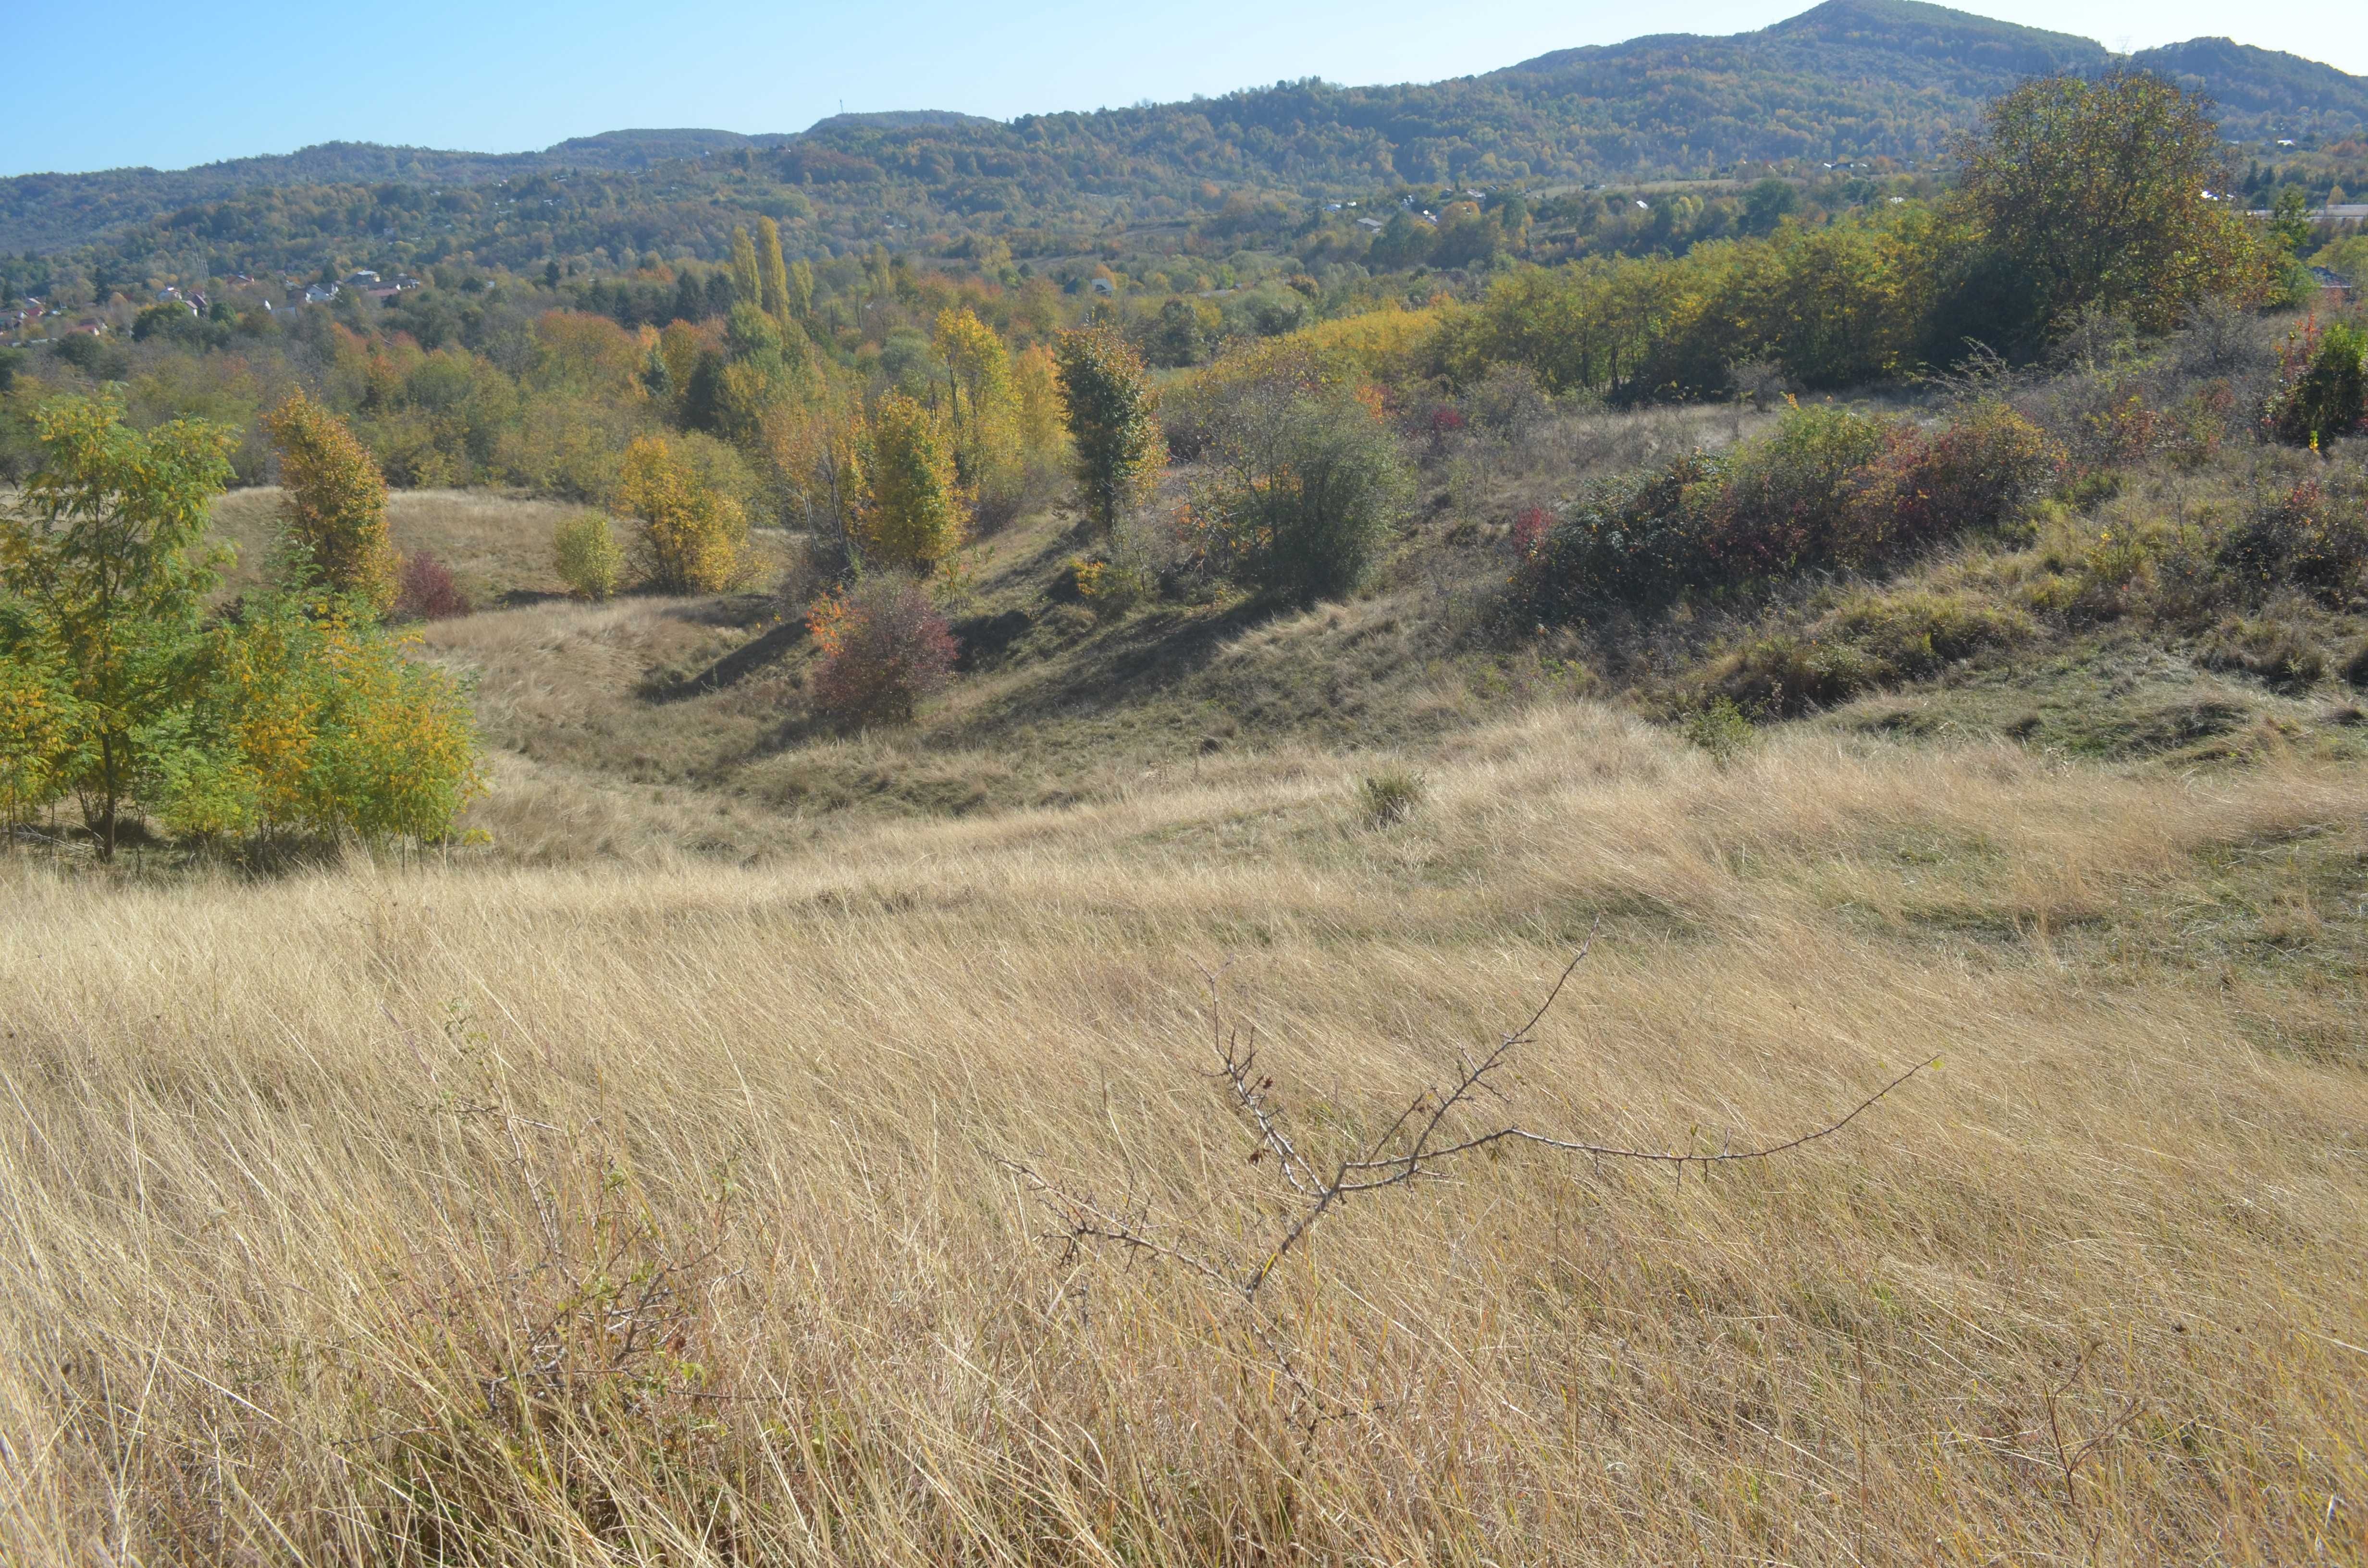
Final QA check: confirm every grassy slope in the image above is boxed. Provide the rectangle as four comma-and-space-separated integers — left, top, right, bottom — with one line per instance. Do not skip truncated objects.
4, 706, 2364, 1562
12, 331, 2365, 1558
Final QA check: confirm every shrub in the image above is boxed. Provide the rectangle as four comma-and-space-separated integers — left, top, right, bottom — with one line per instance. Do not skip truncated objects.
1519, 404, 2060, 620
552, 512, 623, 601
2265, 318, 2368, 448
1062, 556, 1151, 617
261, 391, 399, 616
1897, 402, 2061, 548
2343, 640, 2368, 690
2199, 618, 2326, 693
2217, 479, 2368, 606
1358, 768, 1425, 827
1191, 390, 1409, 607
160, 589, 486, 843
617, 434, 747, 593
1712, 405, 1905, 577
1700, 592, 2034, 716
805, 576, 959, 730
1681, 698, 1756, 762
394, 551, 470, 621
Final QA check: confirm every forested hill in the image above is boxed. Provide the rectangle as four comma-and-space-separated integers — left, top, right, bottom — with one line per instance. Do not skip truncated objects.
5, 0, 2364, 273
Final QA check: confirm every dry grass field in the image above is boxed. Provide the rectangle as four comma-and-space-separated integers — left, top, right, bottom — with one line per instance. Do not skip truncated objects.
6, 704, 2366, 1564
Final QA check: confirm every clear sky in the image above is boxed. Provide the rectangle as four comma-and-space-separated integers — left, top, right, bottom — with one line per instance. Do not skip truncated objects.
3, 0, 2363, 178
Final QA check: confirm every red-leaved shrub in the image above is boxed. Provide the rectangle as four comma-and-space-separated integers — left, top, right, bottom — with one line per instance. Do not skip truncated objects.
805, 576, 959, 730
395, 551, 470, 620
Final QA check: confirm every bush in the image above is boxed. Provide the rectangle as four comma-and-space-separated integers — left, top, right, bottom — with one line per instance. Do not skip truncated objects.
394, 552, 470, 621
262, 391, 399, 616
1188, 389, 1409, 607
2343, 640, 2368, 690
2265, 318, 2368, 448
1519, 404, 2060, 619
805, 577, 959, 730
2199, 618, 2326, 693
1700, 592, 2034, 716
618, 435, 747, 593
552, 512, 624, 601
159, 588, 485, 844
1357, 768, 1425, 827
2217, 479, 2368, 606
1681, 698, 1756, 762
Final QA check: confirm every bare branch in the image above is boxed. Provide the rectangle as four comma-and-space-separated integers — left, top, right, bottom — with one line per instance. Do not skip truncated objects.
999, 931, 1935, 1421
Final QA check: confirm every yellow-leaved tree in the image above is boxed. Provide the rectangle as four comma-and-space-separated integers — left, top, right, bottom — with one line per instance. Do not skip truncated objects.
861, 393, 964, 571
933, 307, 1024, 527
617, 435, 747, 593
261, 391, 399, 615
730, 226, 763, 311
757, 218, 793, 322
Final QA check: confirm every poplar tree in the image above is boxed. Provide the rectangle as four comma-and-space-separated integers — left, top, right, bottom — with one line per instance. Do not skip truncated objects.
788, 257, 816, 321
933, 308, 1020, 503
757, 218, 792, 321
729, 226, 763, 310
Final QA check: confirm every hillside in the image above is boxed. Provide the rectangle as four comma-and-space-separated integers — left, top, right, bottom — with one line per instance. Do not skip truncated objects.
4, 0, 2362, 277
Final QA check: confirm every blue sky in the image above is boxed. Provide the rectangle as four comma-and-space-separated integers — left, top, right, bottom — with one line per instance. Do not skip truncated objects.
3, 0, 2362, 177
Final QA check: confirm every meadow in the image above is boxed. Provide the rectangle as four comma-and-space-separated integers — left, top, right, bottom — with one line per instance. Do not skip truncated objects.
5, 698, 2365, 1564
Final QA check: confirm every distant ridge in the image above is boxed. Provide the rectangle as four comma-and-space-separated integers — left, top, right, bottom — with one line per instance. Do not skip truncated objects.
3, 0, 2362, 260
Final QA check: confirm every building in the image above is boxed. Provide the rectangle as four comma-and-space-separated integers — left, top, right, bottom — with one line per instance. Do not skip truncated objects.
2311, 266, 2355, 299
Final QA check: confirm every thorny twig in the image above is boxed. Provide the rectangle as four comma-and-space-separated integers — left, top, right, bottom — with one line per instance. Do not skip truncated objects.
999, 926, 1937, 1419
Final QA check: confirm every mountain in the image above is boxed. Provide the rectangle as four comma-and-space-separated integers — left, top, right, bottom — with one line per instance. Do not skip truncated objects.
2128, 37, 2368, 137
3, 0, 2362, 273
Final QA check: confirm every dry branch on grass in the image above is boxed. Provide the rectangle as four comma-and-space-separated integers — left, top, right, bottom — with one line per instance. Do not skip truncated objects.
1003, 927, 1936, 1421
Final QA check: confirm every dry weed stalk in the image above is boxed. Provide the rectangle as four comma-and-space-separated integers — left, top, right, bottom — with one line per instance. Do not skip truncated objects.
1003, 927, 1935, 1421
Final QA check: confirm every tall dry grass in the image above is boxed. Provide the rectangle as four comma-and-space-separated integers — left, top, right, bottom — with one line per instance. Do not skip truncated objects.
4, 705, 2365, 1564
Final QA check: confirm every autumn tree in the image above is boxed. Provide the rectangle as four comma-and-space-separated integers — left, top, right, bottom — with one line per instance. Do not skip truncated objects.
1942, 72, 2265, 349
862, 393, 964, 571
788, 257, 816, 322
934, 307, 1024, 524
262, 391, 399, 615
757, 218, 792, 321
617, 435, 747, 593
1054, 326, 1162, 534
730, 225, 763, 310
0, 398, 233, 857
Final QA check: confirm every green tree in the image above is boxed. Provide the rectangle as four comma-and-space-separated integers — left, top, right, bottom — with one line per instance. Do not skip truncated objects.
862, 393, 964, 570
1198, 391, 1407, 608
2269, 186, 2315, 256
1943, 72, 2264, 348
788, 257, 816, 322
1054, 327, 1162, 535
261, 391, 399, 615
0, 396, 234, 858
